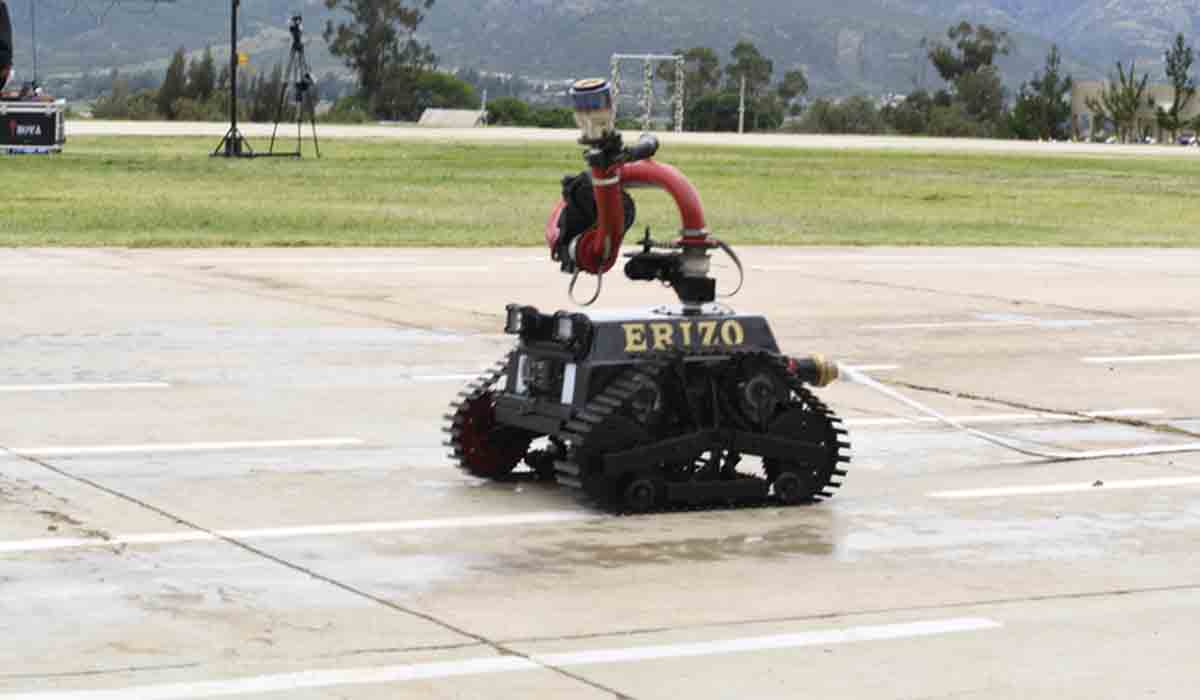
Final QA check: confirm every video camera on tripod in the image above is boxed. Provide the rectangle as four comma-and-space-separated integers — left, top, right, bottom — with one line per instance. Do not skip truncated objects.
288, 14, 304, 51
286, 15, 314, 104
268, 13, 320, 157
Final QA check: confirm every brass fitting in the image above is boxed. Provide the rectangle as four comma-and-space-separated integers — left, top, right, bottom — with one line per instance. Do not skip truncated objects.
788, 354, 840, 388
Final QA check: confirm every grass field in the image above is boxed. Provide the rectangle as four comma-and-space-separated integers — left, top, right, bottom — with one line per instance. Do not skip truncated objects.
3, 136, 1200, 246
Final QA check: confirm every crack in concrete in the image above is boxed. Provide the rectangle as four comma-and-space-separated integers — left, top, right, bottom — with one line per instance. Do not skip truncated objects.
495, 580, 1200, 648
0, 662, 203, 681
2, 444, 633, 700
887, 378, 1200, 442
792, 271, 1143, 320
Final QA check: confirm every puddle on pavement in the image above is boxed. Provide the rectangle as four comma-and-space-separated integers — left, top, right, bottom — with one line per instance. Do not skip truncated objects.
483, 510, 843, 574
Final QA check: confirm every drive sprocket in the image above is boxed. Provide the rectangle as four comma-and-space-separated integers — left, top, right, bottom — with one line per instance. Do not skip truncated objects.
444, 353, 534, 479
762, 365, 850, 504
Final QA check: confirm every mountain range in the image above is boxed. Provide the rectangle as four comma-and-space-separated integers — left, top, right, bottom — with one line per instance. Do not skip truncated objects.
3, 0, 1195, 96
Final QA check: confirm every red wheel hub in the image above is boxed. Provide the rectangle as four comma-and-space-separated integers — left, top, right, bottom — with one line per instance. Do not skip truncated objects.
453, 390, 529, 478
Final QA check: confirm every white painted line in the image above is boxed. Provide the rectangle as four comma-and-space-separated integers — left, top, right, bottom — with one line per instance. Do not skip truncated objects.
542, 617, 1002, 666
0, 511, 596, 555
1083, 353, 1200, 364
9, 438, 364, 458
0, 617, 1001, 699
866, 318, 1134, 331
407, 265, 491, 273
0, 382, 171, 393
847, 408, 1162, 428
930, 476, 1200, 500
181, 257, 420, 264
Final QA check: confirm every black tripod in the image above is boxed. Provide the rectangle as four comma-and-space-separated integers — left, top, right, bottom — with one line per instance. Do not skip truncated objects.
268, 15, 320, 158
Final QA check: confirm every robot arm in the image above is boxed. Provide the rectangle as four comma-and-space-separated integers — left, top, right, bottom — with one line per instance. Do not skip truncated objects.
0, 1, 13, 92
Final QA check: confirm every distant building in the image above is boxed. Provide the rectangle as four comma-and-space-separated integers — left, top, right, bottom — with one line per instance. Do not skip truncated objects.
1072, 80, 1200, 142
418, 108, 486, 128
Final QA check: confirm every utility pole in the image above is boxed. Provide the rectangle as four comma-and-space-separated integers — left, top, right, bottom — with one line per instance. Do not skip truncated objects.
738, 75, 746, 134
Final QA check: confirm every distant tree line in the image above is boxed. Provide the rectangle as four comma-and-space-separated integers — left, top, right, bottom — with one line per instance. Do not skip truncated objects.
89, 0, 480, 123
79, 5, 1200, 142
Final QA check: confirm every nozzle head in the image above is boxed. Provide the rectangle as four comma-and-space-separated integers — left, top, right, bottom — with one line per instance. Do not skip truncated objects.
569, 78, 615, 143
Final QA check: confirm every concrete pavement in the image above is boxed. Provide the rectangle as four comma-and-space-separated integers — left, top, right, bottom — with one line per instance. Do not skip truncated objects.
2, 247, 1200, 698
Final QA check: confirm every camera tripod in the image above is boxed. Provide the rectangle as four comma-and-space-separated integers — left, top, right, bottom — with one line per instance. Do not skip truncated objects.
267, 15, 320, 158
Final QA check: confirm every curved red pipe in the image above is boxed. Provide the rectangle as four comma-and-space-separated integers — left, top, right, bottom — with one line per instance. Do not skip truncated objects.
621, 160, 707, 235
548, 157, 711, 274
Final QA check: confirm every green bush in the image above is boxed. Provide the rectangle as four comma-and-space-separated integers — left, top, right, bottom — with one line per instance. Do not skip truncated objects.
325, 96, 373, 124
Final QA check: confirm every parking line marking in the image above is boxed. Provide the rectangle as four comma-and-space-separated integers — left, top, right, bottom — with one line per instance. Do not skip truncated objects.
0, 511, 597, 555
0, 618, 1001, 699
1083, 353, 1200, 364
866, 319, 1113, 330
847, 408, 1162, 428
181, 257, 421, 264
7, 438, 364, 458
0, 382, 171, 393
930, 476, 1200, 499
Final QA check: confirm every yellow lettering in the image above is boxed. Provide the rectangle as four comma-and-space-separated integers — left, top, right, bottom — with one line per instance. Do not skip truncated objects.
699, 321, 718, 346
650, 323, 675, 351
623, 323, 648, 352
678, 321, 694, 346
720, 320, 746, 346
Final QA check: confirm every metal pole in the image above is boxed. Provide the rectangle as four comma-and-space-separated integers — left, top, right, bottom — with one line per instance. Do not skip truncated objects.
610, 55, 620, 123
29, 0, 37, 84
641, 60, 653, 131
230, 0, 238, 146
738, 75, 746, 134
674, 57, 684, 133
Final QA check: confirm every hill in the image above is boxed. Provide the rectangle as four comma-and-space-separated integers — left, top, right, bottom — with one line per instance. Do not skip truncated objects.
4, 0, 1191, 97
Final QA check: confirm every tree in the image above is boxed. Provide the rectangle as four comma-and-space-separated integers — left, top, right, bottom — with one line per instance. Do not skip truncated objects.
157, 48, 187, 119
324, 0, 437, 113
686, 92, 742, 131
777, 68, 809, 106
186, 47, 217, 102
657, 47, 722, 102
955, 66, 1005, 124
486, 96, 530, 126
928, 22, 1011, 84
725, 41, 773, 98
793, 96, 883, 135
247, 63, 286, 122
925, 22, 1011, 135
882, 90, 933, 134
377, 69, 476, 120
1009, 45, 1073, 140
1158, 33, 1196, 142
1086, 60, 1150, 143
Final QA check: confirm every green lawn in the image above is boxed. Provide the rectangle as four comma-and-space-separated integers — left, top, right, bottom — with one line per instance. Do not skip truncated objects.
3, 136, 1200, 246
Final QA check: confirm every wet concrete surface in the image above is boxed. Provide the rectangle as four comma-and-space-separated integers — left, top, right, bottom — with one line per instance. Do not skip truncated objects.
2, 247, 1200, 698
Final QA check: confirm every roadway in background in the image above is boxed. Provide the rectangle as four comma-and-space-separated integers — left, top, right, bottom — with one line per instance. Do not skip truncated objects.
68, 119, 1200, 157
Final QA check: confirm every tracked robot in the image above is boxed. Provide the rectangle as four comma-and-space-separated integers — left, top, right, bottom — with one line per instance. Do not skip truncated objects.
446, 78, 850, 513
